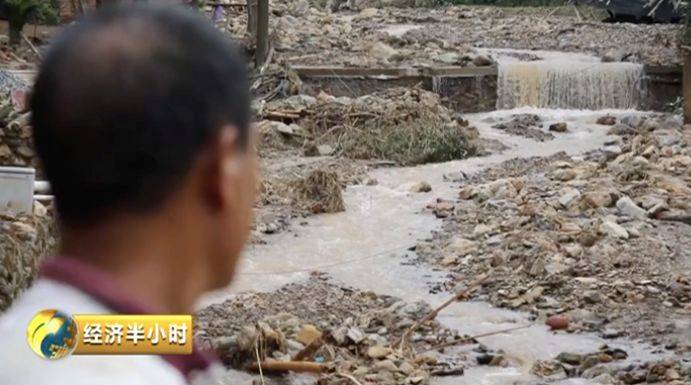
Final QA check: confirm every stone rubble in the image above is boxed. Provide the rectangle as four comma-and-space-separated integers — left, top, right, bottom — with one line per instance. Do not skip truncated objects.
415, 112, 691, 382
0, 90, 39, 171
213, 3, 680, 68
196, 275, 468, 385
491, 114, 555, 142
0, 202, 56, 311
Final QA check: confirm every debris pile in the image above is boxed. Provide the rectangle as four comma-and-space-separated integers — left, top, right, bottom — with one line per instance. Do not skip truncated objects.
416, 113, 691, 354
384, 6, 679, 67
0, 90, 38, 170
290, 169, 346, 214
491, 113, 555, 142
255, 151, 367, 236
215, 3, 677, 68
218, 1, 492, 68
0, 202, 56, 311
263, 87, 478, 165
196, 275, 467, 384
533, 347, 690, 384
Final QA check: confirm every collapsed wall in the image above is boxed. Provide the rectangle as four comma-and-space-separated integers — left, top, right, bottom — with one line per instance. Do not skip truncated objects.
0, 70, 54, 312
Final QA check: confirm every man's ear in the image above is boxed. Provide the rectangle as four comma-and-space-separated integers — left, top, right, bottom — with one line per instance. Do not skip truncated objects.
204, 126, 240, 211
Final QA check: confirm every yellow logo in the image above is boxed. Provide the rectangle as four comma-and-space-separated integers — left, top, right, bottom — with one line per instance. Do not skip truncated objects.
27, 309, 78, 360
28, 311, 193, 358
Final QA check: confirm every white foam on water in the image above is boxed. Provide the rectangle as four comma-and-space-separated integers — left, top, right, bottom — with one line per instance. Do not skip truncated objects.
497, 60, 645, 110
476, 48, 646, 110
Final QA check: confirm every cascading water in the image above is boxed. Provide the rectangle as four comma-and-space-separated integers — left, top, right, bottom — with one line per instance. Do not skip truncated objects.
496, 58, 645, 110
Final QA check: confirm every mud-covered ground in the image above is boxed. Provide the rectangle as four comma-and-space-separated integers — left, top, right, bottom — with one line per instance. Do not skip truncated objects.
217, 1, 681, 68
409, 113, 690, 383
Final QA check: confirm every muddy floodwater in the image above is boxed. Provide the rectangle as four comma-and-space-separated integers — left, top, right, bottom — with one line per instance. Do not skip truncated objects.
201, 107, 672, 385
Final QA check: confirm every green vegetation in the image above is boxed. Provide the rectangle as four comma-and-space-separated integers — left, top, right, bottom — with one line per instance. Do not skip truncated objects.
337, 120, 476, 166
3, 0, 58, 46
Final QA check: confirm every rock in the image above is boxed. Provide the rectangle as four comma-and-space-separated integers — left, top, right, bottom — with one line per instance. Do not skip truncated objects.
296, 324, 322, 345
580, 355, 600, 370
346, 327, 365, 344
367, 345, 392, 359
433, 201, 455, 218
549, 122, 568, 132
472, 224, 492, 238
411, 181, 432, 193
559, 188, 581, 208
631, 156, 648, 168
603, 145, 622, 156
600, 220, 629, 239
399, 361, 415, 375
489, 252, 505, 267
592, 373, 617, 384
458, 186, 475, 200
620, 114, 643, 128
358, 7, 378, 17
546, 315, 569, 330
317, 144, 334, 156
601, 328, 621, 339
472, 54, 493, 66
476, 353, 494, 365
447, 237, 478, 256
578, 231, 599, 247
435, 52, 461, 64
608, 124, 635, 136
620, 369, 647, 384
210, 336, 235, 352
563, 243, 583, 258
583, 190, 614, 208
374, 359, 399, 372
368, 42, 398, 61
551, 168, 577, 181
601, 48, 628, 62
582, 290, 601, 304
597, 116, 617, 125
616, 196, 647, 219
440, 255, 458, 266
556, 352, 583, 365
664, 368, 681, 381
531, 360, 567, 380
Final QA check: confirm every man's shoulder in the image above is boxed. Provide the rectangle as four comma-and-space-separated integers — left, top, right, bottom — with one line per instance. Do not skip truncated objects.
0, 278, 187, 385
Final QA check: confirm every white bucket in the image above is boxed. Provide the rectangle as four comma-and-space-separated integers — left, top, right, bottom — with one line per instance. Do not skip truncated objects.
0, 166, 35, 214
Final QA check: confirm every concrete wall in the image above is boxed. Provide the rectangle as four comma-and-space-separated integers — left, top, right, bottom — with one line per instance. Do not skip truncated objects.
643, 67, 682, 111
296, 66, 681, 113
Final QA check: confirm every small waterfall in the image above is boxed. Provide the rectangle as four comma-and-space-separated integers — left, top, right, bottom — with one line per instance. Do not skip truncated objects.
496, 60, 645, 110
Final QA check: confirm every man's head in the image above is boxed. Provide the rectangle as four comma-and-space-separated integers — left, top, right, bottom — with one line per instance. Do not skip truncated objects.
31, 5, 256, 291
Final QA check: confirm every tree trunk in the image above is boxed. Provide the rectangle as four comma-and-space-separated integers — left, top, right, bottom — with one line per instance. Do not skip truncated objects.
255, 0, 269, 67
246, 0, 257, 38
7, 12, 27, 47
684, 8, 691, 123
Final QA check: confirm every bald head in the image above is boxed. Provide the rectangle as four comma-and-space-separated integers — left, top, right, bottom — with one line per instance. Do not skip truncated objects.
31, 5, 250, 225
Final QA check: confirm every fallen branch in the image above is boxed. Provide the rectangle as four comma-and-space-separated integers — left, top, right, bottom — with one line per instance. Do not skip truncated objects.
246, 360, 325, 373
337, 372, 365, 385
254, 341, 266, 385
397, 273, 488, 351
656, 214, 691, 226
293, 337, 324, 361
21, 34, 42, 59
264, 110, 302, 121
572, 4, 582, 22
419, 324, 532, 354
